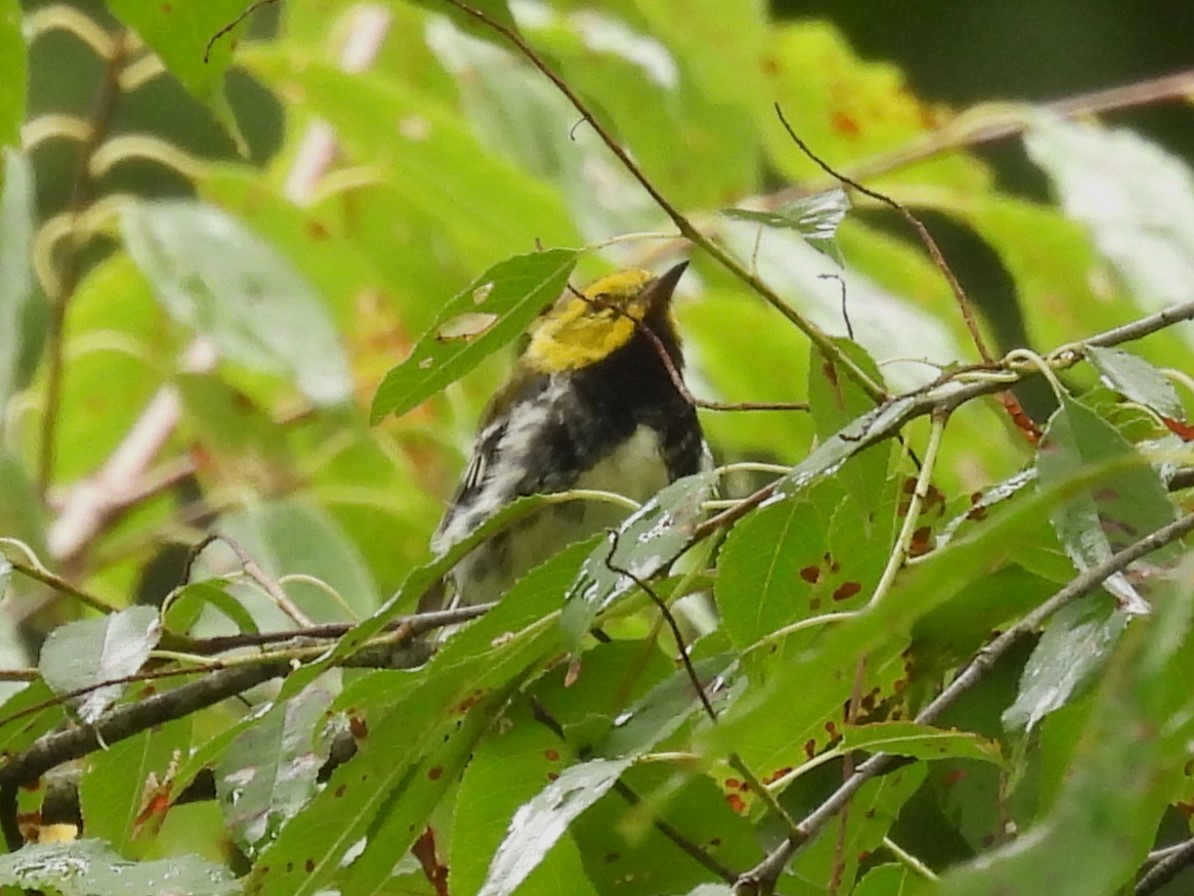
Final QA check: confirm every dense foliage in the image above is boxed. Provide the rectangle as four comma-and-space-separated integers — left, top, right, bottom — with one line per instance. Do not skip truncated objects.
1, 2, 1193, 895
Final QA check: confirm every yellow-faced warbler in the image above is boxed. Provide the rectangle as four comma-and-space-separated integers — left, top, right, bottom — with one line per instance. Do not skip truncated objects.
430, 262, 710, 609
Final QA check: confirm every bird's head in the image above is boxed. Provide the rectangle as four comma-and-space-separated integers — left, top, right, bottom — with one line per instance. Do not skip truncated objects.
522, 262, 687, 374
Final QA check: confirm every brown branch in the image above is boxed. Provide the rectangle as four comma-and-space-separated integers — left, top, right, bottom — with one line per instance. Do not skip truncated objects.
1137, 837, 1194, 895
203, 0, 277, 62
5, 558, 119, 615
0, 605, 489, 730
734, 511, 1194, 895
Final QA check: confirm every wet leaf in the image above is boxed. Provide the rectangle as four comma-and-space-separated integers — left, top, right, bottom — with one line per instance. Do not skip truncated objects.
721, 187, 850, 258
1002, 595, 1125, 733
560, 469, 717, 653
477, 757, 633, 896
0, 838, 238, 895
1036, 394, 1178, 615
217, 673, 338, 858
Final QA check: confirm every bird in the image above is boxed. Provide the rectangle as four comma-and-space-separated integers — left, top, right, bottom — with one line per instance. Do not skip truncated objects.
428, 261, 709, 610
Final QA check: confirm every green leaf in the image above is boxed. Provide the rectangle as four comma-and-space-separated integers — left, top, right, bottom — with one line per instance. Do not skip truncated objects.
716, 496, 827, 649
789, 763, 926, 893
38, 606, 161, 723
0, 680, 66, 758
572, 767, 762, 896
722, 188, 850, 258
245, 540, 591, 896
476, 653, 733, 896
371, 248, 578, 420
478, 757, 634, 896
425, 18, 665, 243
1025, 115, 1194, 344
217, 672, 338, 858
856, 864, 918, 896
560, 469, 717, 652
121, 199, 352, 407
1036, 394, 1178, 615
0, 839, 238, 895
105, 0, 251, 148
839, 721, 1005, 765
1085, 345, 1184, 419
210, 499, 380, 625
0, 150, 42, 421
1002, 595, 1125, 733
162, 580, 259, 637
79, 716, 193, 856
939, 572, 1194, 896
713, 467, 1116, 760
242, 51, 580, 267
0, 9, 25, 148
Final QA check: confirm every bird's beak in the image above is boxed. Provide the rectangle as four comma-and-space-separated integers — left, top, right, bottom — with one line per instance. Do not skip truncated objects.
645, 261, 688, 310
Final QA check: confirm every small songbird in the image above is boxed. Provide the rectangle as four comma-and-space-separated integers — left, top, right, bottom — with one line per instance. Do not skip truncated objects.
430, 262, 709, 609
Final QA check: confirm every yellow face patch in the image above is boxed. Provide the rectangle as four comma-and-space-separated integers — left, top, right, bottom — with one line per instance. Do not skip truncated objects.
523, 270, 657, 373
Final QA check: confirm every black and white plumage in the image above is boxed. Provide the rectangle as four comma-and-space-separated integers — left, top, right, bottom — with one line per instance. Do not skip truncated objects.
429, 262, 708, 609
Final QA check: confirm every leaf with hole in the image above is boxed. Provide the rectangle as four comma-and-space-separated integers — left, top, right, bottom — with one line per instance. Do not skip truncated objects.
371, 248, 578, 420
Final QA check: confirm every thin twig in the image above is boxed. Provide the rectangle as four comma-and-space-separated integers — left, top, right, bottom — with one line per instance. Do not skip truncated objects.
189, 534, 313, 626
528, 696, 739, 884
203, 0, 277, 62
603, 534, 801, 836
774, 104, 993, 365
3, 560, 118, 616
734, 511, 1194, 895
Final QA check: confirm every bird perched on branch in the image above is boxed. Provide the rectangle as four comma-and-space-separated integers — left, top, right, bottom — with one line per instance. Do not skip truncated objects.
430, 262, 709, 609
